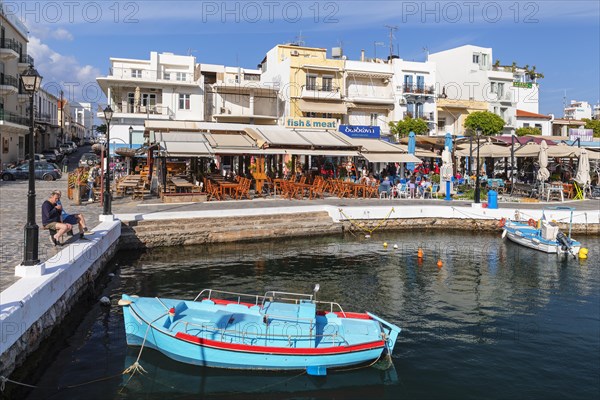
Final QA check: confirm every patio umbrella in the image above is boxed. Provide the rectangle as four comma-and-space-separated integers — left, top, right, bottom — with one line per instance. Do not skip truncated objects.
440, 146, 453, 196
444, 132, 453, 152
536, 140, 550, 182
134, 86, 141, 111
407, 131, 416, 172
574, 148, 590, 186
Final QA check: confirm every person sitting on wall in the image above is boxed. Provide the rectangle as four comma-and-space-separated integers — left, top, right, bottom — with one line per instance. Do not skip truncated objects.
57, 194, 89, 239
42, 190, 71, 246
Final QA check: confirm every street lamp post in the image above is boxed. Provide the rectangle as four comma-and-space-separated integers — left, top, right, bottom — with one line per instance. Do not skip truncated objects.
60, 90, 64, 144
129, 126, 133, 149
20, 66, 43, 266
103, 106, 113, 215
474, 129, 482, 204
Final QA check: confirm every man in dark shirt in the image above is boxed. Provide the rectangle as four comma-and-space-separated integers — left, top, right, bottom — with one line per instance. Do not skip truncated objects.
42, 190, 72, 246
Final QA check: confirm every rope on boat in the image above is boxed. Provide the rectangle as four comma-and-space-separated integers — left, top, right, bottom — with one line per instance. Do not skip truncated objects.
338, 207, 395, 235
120, 310, 168, 393
0, 375, 37, 391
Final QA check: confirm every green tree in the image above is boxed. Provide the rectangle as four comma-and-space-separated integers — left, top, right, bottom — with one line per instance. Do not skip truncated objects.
582, 118, 600, 137
515, 126, 542, 137
464, 111, 506, 136
95, 124, 107, 135
388, 116, 429, 138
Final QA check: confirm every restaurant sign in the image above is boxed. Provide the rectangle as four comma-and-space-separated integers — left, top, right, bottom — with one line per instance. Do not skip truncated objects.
569, 128, 593, 142
339, 125, 381, 139
285, 117, 337, 129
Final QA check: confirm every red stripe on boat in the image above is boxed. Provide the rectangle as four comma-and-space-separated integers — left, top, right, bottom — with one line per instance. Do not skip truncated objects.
204, 298, 257, 308
315, 310, 372, 320
174, 332, 384, 355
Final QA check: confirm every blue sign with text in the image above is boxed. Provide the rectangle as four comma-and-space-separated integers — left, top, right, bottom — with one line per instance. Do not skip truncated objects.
339, 125, 381, 139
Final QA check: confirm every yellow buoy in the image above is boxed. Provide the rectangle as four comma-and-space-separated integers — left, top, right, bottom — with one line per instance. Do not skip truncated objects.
437, 259, 443, 268
417, 248, 423, 258
578, 248, 588, 259
383, 242, 388, 248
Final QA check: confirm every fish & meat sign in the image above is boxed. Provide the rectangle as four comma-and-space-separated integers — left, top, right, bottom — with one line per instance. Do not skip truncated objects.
285, 118, 337, 129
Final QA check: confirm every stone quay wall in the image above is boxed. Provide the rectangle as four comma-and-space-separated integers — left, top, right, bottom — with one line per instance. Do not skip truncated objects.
0, 220, 121, 380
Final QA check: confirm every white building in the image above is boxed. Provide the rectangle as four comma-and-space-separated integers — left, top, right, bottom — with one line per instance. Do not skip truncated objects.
391, 58, 437, 135
344, 56, 395, 136
511, 67, 540, 114
201, 63, 281, 125
429, 45, 518, 135
593, 103, 600, 120
96, 51, 203, 149
515, 109, 552, 136
75, 102, 95, 139
33, 87, 59, 151
564, 100, 592, 120
1, 0, 33, 164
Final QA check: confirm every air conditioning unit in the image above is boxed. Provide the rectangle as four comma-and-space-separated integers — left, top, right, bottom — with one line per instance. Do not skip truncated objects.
291, 50, 300, 56
220, 107, 230, 114
398, 98, 407, 105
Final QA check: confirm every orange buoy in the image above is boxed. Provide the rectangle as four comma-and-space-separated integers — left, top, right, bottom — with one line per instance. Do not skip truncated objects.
528, 218, 536, 227
498, 218, 506, 228
417, 248, 423, 258
437, 259, 443, 268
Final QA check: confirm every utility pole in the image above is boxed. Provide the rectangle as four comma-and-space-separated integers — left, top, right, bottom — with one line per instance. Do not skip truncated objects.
384, 25, 398, 60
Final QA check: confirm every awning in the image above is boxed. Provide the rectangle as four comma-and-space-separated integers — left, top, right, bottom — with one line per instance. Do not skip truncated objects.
361, 153, 422, 163
294, 129, 354, 147
297, 99, 347, 114
155, 131, 213, 157
203, 132, 265, 154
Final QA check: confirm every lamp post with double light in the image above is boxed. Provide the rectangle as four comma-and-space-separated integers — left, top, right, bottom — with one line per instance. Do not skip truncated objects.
103, 106, 113, 215
474, 128, 482, 204
128, 126, 133, 149
20, 66, 42, 266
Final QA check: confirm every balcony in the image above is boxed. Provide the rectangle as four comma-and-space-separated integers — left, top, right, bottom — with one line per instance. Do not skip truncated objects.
300, 85, 342, 100
402, 84, 435, 96
346, 89, 394, 105
0, 73, 19, 95
491, 91, 513, 103
18, 54, 35, 71
0, 109, 29, 127
106, 67, 197, 85
109, 103, 174, 120
0, 38, 19, 60
405, 112, 435, 121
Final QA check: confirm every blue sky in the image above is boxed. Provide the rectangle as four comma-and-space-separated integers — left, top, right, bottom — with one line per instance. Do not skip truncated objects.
11, 0, 599, 116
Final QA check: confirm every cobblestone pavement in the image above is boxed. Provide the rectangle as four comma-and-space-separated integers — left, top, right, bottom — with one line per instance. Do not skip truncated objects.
2, 152, 598, 291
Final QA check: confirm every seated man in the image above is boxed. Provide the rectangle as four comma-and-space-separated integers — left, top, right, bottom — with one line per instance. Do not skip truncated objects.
57, 195, 89, 239
42, 190, 71, 246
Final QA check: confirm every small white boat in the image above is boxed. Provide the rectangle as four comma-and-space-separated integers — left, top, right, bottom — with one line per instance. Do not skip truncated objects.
501, 208, 582, 257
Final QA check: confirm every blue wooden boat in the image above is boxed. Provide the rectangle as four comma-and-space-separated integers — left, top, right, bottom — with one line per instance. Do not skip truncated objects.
119, 288, 401, 376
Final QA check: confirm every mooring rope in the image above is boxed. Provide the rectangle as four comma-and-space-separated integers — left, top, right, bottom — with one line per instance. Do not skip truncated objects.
338, 207, 395, 235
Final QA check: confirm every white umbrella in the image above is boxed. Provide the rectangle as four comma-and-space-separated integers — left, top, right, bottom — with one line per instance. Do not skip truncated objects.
440, 146, 453, 195
536, 140, 550, 182
575, 148, 590, 186
134, 86, 141, 111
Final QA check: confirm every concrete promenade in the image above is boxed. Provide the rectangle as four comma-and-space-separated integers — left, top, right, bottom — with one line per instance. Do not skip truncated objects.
1, 167, 598, 291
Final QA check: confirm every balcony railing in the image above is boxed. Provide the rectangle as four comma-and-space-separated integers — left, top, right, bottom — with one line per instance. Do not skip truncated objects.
303, 84, 340, 93
112, 103, 174, 118
0, 73, 19, 88
108, 67, 195, 83
0, 38, 20, 53
405, 112, 435, 120
403, 84, 435, 95
0, 109, 29, 126
19, 54, 34, 66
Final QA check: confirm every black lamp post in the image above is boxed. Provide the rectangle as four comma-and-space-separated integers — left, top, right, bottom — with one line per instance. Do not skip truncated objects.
103, 105, 113, 215
128, 126, 133, 149
59, 90, 64, 143
474, 128, 482, 204
20, 66, 42, 266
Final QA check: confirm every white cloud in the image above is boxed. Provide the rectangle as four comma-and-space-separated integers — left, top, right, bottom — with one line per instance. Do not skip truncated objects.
51, 28, 74, 41
27, 36, 102, 103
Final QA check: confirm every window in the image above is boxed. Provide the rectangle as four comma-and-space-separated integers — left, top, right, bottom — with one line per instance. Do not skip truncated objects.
490, 82, 498, 94
406, 102, 415, 118
472, 53, 480, 64
535, 124, 542, 129
403, 74, 413, 89
306, 112, 317, 118
322, 113, 333, 118
416, 75, 424, 91
415, 103, 423, 118
163, 72, 171, 80
437, 118, 446, 132
142, 93, 156, 107
480, 54, 488, 67
178, 94, 190, 110
370, 113, 378, 126
175, 72, 186, 82
131, 69, 142, 78
498, 83, 504, 98
306, 75, 317, 90
322, 76, 333, 91
523, 123, 530, 127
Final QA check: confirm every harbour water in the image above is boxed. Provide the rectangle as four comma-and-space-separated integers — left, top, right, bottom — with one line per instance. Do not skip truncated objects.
25, 231, 599, 399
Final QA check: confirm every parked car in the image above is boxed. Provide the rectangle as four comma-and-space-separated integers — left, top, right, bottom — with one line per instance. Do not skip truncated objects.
25, 153, 46, 162
1, 161, 62, 181
59, 144, 74, 154
40, 150, 58, 163
65, 141, 78, 151
79, 152, 99, 167
48, 148, 64, 163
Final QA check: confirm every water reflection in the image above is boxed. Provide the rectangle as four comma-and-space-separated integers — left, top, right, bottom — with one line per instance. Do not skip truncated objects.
24, 231, 600, 400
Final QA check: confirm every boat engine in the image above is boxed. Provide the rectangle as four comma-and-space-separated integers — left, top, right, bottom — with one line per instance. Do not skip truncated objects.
556, 230, 572, 252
